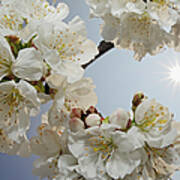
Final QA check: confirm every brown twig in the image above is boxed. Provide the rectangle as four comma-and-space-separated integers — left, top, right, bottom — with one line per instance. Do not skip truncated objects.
82, 40, 114, 69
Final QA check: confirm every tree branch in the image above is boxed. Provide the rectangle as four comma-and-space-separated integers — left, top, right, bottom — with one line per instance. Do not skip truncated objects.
82, 40, 114, 69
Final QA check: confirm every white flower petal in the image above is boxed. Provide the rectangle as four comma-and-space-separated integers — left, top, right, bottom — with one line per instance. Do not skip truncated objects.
12, 48, 44, 81
0, 35, 14, 80
17, 80, 40, 115
106, 150, 141, 179
32, 157, 57, 179
65, 78, 98, 110
55, 61, 84, 83
58, 154, 77, 172
109, 108, 129, 129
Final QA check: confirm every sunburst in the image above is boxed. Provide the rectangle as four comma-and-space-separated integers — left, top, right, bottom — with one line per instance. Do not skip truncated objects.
166, 61, 180, 87
168, 62, 180, 84
156, 55, 180, 95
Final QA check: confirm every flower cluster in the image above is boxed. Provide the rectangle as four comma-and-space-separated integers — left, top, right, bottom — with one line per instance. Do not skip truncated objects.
0, 0, 97, 156
86, 0, 180, 60
0, 0, 180, 180
30, 92, 180, 180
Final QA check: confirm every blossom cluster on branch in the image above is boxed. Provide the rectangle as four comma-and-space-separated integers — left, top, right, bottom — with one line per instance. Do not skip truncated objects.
0, 0, 98, 156
30, 92, 180, 180
86, 0, 180, 60
0, 0, 179, 180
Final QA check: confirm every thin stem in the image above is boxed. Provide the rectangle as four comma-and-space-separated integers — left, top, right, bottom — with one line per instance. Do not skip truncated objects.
82, 40, 114, 69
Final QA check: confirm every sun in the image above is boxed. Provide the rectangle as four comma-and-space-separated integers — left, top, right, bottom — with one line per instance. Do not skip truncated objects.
157, 57, 180, 95
167, 61, 180, 86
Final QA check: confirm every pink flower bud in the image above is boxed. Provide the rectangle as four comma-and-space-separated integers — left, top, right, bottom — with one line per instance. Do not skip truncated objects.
85, 114, 101, 127
109, 108, 130, 129
70, 108, 82, 119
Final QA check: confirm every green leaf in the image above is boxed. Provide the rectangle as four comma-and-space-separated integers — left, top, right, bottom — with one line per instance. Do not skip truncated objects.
103, 116, 109, 124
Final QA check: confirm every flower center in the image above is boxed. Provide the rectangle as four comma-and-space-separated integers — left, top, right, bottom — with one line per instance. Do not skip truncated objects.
30, 1, 54, 20
87, 135, 117, 160
0, 87, 24, 118
138, 105, 168, 132
50, 30, 84, 62
152, 0, 167, 6
0, 11, 24, 31
127, 13, 151, 38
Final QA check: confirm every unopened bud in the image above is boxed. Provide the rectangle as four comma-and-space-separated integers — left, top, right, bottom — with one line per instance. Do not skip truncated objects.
69, 117, 84, 132
109, 108, 130, 129
86, 106, 97, 115
5, 35, 20, 43
132, 92, 145, 112
85, 114, 101, 127
70, 108, 82, 119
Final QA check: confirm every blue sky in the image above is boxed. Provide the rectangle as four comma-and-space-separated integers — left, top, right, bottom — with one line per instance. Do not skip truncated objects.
1, 0, 180, 179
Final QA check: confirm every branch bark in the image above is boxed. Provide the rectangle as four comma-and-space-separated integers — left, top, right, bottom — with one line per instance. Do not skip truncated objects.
82, 40, 114, 69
